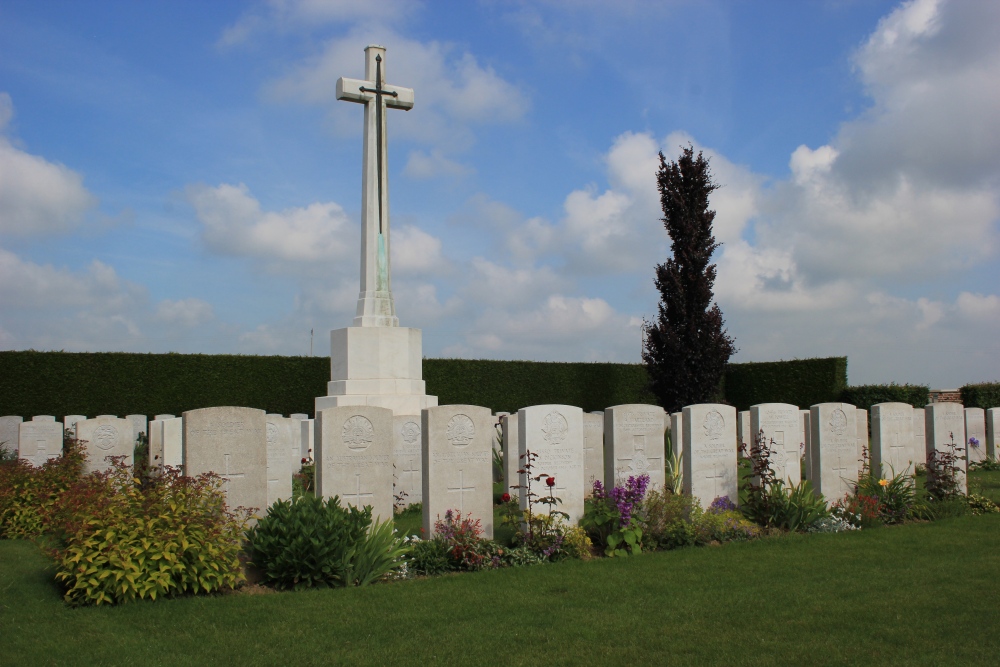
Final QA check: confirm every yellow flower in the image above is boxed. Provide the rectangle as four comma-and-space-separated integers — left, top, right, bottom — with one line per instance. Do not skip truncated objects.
879, 479, 889, 487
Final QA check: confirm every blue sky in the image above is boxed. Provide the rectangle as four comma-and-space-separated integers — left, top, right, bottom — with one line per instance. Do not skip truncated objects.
1, 0, 998, 389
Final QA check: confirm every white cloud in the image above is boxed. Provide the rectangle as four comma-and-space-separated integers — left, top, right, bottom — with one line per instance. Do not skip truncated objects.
956, 292, 1000, 321
186, 182, 356, 267
153, 298, 215, 328
265, 30, 529, 150
403, 149, 474, 180
391, 224, 446, 275
0, 93, 98, 236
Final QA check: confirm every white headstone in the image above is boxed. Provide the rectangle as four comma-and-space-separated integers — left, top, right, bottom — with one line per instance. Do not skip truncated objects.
126, 414, 147, 444
856, 408, 869, 464
0, 416, 23, 456
301, 419, 315, 462
76, 416, 134, 473
750, 403, 801, 486
737, 411, 751, 452
393, 414, 423, 505
266, 414, 293, 507
19, 416, 63, 467
582, 412, 604, 494
925, 402, 967, 494
163, 417, 183, 467
64, 415, 86, 432
912, 407, 926, 467
801, 410, 812, 481
965, 407, 987, 464
809, 403, 860, 500
871, 403, 916, 477
604, 404, 665, 491
670, 411, 683, 458
315, 406, 394, 522
422, 405, 494, 538
682, 404, 738, 508
289, 413, 308, 473
501, 413, 520, 494
148, 418, 165, 468
154, 414, 175, 421
518, 405, 585, 524
986, 408, 999, 461
183, 407, 268, 514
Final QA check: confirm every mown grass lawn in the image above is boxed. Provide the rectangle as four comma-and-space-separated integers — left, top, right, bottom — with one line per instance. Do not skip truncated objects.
2, 510, 999, 667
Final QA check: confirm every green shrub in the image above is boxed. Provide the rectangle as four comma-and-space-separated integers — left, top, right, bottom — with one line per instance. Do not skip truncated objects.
0, 433, 86, 538
961, 383, 1000, 409
247, 495, 398, 590
695, 504, 762, 543
965, 494, 999, 515
53, 462, 250, 606
723, 356, 847, 411
841, 384, 930, 410
926, 497, 972, 520
853, 469, 917, 524
406, 537, 451, 576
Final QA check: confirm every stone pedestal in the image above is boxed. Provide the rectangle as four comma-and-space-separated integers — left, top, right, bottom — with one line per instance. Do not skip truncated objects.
315, 326, 438, 416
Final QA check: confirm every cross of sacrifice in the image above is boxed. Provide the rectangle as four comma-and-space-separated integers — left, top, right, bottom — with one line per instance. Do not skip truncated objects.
336, 45, 414, 327
343, 472, 375, 506
447, 469, 476, 513
220, 454, 245, 483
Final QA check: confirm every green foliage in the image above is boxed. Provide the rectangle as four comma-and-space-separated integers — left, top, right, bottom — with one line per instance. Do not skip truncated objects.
0, 434, 86, 538
405, 537, 451, 576
745, 480, 830, 532
960, 382, 1000, 409
925, 435, 966, 501
343, 517, 410, 587
0, 350, 328, 417
724, 357, 848, 411
53, 462, 250, 606
423, 358, 656, 413
854, 468, 918, 524
695, 508, 763, 543
964, 494, 999, 515
247, 495, 406, 590
643, 146, 736, 412
4, 350, 855, 419
840, 384, 930, 410
925, 497, 972, 520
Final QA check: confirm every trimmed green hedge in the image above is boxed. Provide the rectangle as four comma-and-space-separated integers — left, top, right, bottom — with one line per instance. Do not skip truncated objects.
960, 383, 1000, 409
423, 359, 655, 414
722, 357, 848, 412
0, 351, 329, 418
1, 351, 850, 418
840, 384, 930, 410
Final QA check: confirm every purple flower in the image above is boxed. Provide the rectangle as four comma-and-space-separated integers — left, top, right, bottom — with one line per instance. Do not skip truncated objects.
708, 496, 737, 514
969, 437, 981, 448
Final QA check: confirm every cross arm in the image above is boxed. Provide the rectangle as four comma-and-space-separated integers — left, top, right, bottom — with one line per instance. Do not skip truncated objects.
336, 77, 415, 110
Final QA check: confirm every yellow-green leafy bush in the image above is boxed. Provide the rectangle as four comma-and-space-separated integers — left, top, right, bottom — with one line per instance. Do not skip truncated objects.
0, 434, 86, 538
53, 462, 251, 606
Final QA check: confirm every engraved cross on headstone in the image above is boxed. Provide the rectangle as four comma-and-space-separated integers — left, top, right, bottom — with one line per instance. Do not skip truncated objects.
447, 469, 476, 513
336, 45, 414, 328
401, 457, 419, 493
888, 432, 908, 470
705, 468, 726, 500
344, 472, 375, 507
221, 454, 245, 482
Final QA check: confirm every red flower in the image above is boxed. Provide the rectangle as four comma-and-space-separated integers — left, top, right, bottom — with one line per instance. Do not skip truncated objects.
500, 493, 511, 503
301, 457, 307, 464
546, 476, 556, 487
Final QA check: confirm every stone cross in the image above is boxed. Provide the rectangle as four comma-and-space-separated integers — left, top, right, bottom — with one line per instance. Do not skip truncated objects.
336, 45, 415, 328
344, 472, 375, 506
221, 453, 245, 482
400, 456, 419, 492
447, 469, 476, 513
704, 468, 726, 499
